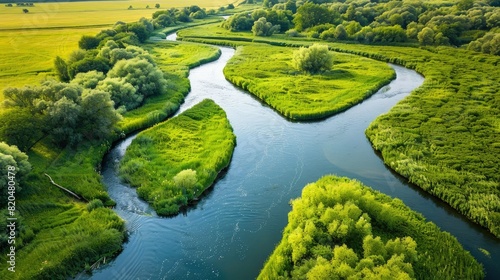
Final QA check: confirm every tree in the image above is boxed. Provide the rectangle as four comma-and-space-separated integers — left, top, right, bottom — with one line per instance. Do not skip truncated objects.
78, 35, 100, 50
128, 22, 149, 43
292, 44, 333, 74
155, 3, 160, 9
78, 90, 121, 141
173, 169, 198, 199
252, 17, 280, 36
71, 70, 105, 89
334, 24, 348, 40
0, 142, 31, 208
54, 56, 70, 82
97, 77, 142, 111
293, 2, 337, 31
418, 27, 435, 45
22, 8, 28, 13
223, 13, 254, 31
107, 57, 167, 97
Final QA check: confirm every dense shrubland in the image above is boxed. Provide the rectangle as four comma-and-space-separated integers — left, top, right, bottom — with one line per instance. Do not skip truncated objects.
259, 176, 484, 279
224, 0, 499, 54
120, 99, 236, 216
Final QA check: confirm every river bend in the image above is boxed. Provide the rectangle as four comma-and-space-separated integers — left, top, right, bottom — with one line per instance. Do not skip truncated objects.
85, 42, 500, 279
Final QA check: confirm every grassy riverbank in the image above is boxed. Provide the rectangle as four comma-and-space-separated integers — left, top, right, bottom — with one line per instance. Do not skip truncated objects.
224, 44, 394, 120
0, 39, 221, 279
259, 175, 484, 279
120, 99, 236, 216
179, 23, 500, 238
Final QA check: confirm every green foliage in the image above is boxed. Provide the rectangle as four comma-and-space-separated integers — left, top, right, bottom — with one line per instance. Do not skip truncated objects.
292, 43, 333, 74
120, 99, 236, 216
223, 44, 394, 120
252, 17, 280, 36
223, 12, 254, 31
78, 35, 100, 50
0, 142, 31, 208
258, 176, 484, 279
86, 199, 104, 212
468, 31, 500, 55
293, 2, 339, 32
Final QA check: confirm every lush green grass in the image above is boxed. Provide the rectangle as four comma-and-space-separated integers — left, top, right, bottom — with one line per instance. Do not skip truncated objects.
259, 175, 484, 279
0, 38, 223, 278
120, 99, 236, 216
178, 24, 500, 238
223, 44, 394, 120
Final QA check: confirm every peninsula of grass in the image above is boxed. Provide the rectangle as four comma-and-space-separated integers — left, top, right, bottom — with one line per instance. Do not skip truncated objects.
223, 44, 394, 120
0, 37, 223, 280
179, 25, 500, 238
120, 99, 236, 216
259, 175, 484, 279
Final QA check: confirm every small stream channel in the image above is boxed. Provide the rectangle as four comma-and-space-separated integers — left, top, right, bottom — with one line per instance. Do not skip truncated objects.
84, 35, 500, 279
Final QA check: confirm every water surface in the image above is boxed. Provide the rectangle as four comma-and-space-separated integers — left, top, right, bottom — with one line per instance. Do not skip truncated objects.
87, 44, 499, 279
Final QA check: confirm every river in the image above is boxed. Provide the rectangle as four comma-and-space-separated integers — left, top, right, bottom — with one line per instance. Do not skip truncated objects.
84, 37, 500, 279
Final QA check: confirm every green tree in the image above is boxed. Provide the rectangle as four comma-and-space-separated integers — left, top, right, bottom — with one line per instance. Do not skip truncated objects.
334, 24, 348, 40
97, 77, 141, 111
78, 90, 121, 141
128, 22, 149, 43
418, 27, 435, 45
107, 57, 166, 98
293, 2, 336, 31
155, 3, 160, 9
54, 56, 70, 82
78, 35, 100, 50
71, 70, 105, 89
173, 169, 198, 190
292, 44, 333, 74
0, 142, 31, 208
252, 17, 280, 36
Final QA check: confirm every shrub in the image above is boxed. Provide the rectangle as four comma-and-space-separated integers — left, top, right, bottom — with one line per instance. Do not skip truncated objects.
292, 43, 333, 74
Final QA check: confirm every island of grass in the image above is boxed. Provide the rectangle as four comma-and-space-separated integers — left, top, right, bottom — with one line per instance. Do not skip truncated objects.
259, 175, 484, 279
120, 99, 236, 216
223, 44, 395, 120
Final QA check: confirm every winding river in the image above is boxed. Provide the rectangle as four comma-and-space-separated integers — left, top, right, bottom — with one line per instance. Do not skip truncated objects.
85, 37, 500, 279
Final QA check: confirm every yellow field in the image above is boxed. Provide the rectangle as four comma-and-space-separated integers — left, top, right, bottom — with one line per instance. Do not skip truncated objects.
0, 0, 237, 29
0, 0, 239, 103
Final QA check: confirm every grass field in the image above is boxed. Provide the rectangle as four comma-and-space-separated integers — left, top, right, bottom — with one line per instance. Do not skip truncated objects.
120, 99, 236, 216
223, 44, 394, 120
0, 0, 239, 29
259, 175, 483, 279
0, 0, 241, 103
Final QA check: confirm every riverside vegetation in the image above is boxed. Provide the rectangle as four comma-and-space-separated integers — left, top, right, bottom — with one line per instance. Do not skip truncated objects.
0, 5, 228, 279
120, 99, 236, 216
179, 0, 500, 238
0, 0, 498, 278
259, 176, 484, 279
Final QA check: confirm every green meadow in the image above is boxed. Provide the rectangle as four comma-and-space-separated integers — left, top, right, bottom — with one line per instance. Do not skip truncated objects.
259, 176, 483, 279
120, 99, 236, 216
223, 44, 394, 120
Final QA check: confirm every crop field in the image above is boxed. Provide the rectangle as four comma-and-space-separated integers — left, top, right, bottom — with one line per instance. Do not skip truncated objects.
0, 0, 239, 29
0, 0, 240, 103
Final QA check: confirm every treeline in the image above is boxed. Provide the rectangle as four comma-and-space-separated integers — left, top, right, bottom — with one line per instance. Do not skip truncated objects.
225, 0, 499, 54
259, 176, 483, 279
